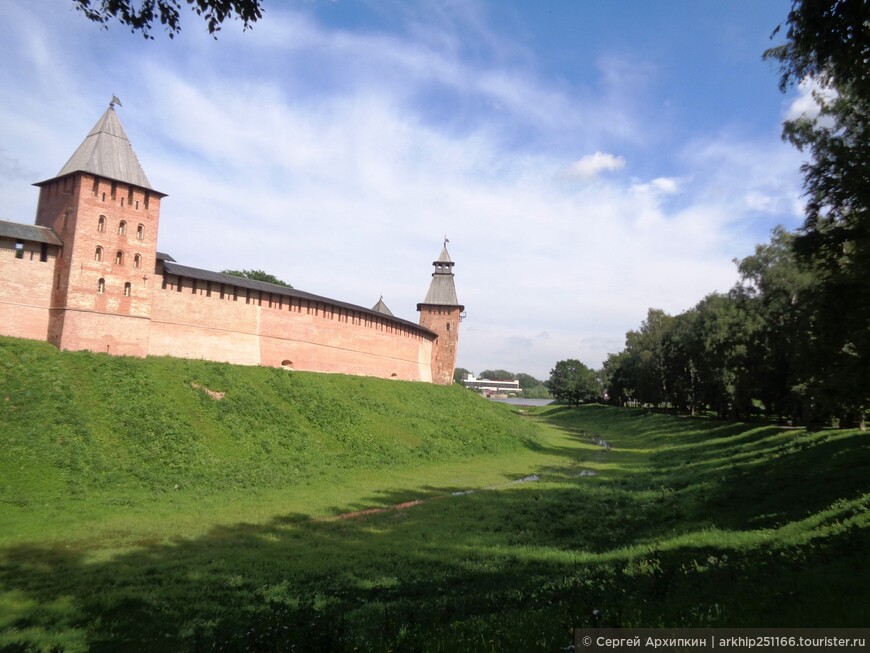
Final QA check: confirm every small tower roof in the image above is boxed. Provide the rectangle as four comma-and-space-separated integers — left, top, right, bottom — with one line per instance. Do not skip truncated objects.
41, 103, 158, 192
371, 296, 394, 316
435, 246, 452, 264
418, 241, 463, 309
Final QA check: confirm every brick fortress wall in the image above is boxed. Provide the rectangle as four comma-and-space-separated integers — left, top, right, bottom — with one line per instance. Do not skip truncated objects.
0, 106, 456, 383
148, 270, 434, 382
0, 237, 58, 341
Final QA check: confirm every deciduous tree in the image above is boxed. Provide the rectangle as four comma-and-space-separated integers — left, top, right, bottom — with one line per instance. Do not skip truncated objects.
765, 0, 870, 428
547, 359, 600, 406
73, 0, 264, 38
221, 269, 292, 288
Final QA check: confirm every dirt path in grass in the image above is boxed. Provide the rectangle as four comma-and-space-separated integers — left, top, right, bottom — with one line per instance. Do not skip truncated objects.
328, 432, 612, 521
328, 473, 570, 521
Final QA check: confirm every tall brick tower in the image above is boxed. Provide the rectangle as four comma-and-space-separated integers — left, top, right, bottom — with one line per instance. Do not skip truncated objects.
417, 241, 464, 385
34, 100, 166, 355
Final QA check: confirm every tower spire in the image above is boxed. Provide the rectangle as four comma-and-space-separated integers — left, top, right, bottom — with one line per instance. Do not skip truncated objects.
418, 241, 464, 385
47, 103, 157, 191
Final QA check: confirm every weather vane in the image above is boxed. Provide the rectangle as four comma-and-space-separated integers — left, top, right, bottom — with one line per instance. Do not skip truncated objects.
110, 95, 123, 108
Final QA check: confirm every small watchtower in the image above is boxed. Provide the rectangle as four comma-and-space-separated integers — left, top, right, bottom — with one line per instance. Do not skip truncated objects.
33, 99, 166, 355
417, 241, 464, 385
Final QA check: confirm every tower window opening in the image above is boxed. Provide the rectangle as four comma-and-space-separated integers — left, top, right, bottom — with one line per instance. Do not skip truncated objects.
97, 278, 105, 294
95, 246, 103, 262
62, 210, 69, 230
111, 182, 117, 200
14, 241, 24, 259
124, 282, 131, 297
133, 254, 141, 269
98, 215, 106, 232
101, 192, 106, 202
118, 221, 127, 236
137, 224, 144, 240
115, 250, 124, 265
92, 177, 99, 196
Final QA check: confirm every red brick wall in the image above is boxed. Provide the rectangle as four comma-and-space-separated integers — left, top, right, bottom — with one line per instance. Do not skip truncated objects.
0, 237, 58, 341
149, 273, 435, 380
418, 305, 462, 385
149, 275, 261, 364
35, 174, 160, 355
259, 300, 432, 381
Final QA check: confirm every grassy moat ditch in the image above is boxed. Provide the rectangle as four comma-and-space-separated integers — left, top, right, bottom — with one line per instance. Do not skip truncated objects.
1, 337, 868, 651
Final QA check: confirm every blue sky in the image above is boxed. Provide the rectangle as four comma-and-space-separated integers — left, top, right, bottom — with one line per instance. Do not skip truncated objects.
0, 1, 809, 379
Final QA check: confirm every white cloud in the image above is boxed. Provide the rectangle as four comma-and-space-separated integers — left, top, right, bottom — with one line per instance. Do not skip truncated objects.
631, 176, 680, 196
566, 151, 626, 179
784, 76, 838, 122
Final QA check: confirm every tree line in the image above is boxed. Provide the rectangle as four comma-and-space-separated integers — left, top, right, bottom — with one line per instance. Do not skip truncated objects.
552, 1, 869, 430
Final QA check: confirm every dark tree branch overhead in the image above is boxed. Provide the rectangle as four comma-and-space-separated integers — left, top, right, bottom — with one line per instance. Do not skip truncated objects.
73, 0, 264, 38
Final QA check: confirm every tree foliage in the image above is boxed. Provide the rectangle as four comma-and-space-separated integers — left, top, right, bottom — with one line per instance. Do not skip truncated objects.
453, 367, 472, 385
73, 0, 264, 38
479, 369, 515, 381
763, 0, 870, 427
547, 359, 600, 406
221, 269, 292, 288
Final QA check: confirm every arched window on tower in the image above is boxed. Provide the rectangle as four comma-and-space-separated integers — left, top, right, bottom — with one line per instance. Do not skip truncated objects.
94, 246, 103, 262
115, 250, 124, 265
98, 216, 106, 232
133, 254, 142, 269
124, 282, 132, 297
118, 221, 127, 236
136, 224, 144, 240
97, 278, 105, 294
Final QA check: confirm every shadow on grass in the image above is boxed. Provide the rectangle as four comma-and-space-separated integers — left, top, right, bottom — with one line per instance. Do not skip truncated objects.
2, 410, 869, 652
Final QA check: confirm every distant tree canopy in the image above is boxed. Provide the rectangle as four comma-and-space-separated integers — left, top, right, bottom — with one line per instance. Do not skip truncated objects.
221, 269, 292, 288
453, 367, 472, 385
547, 359, 600, 406
73, 0, 264, 38
479, 369, 514, 381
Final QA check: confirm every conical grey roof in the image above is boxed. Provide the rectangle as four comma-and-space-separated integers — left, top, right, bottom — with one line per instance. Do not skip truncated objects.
419, 244, 462, 307
53, 106, 154, 190
371, 296, 394, 316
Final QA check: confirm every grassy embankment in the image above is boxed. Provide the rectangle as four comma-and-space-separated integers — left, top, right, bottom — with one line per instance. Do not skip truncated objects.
1, 336, 868, 651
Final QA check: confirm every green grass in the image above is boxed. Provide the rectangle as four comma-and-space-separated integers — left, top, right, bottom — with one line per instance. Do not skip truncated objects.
1, 337, 868, 651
